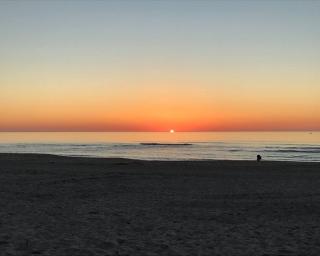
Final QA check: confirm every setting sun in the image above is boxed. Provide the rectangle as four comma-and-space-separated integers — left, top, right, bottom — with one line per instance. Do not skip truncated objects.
170, 129, 175, 133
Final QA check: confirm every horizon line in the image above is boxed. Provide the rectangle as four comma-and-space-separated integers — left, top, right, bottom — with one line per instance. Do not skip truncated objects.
0, 130, 318, 133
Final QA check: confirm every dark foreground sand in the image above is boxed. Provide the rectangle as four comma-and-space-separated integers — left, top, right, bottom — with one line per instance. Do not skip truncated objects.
1, 154, 320, 256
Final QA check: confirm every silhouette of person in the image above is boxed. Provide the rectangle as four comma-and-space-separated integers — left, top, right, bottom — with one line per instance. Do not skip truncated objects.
257, 154, 262, 162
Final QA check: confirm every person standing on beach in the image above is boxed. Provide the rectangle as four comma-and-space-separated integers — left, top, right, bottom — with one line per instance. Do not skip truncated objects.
257, 155, 262, 162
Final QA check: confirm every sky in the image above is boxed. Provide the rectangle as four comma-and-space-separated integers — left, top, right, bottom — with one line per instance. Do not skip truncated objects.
0, 0, 319, 132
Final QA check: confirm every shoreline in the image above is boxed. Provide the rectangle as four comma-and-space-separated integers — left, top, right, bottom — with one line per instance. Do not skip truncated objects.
1, 152, 319, 164
1, 153, 320, 255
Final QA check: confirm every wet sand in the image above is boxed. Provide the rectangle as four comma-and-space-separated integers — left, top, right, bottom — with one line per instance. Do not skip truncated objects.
0, 153, 320, 255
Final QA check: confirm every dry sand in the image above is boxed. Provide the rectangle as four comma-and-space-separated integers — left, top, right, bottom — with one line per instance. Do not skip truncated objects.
0, 153, 320, 255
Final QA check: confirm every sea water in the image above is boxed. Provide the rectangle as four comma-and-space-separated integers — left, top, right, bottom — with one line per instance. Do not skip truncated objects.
0, 132, 319, 162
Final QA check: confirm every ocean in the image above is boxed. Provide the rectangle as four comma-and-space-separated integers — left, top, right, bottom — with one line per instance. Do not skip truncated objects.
0, 132, 319, 162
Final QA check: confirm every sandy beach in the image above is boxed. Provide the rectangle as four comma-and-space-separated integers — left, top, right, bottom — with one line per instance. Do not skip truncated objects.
1, 153, 320, 255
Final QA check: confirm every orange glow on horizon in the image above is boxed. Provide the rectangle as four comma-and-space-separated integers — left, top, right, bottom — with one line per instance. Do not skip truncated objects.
1, 66, 319, 132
